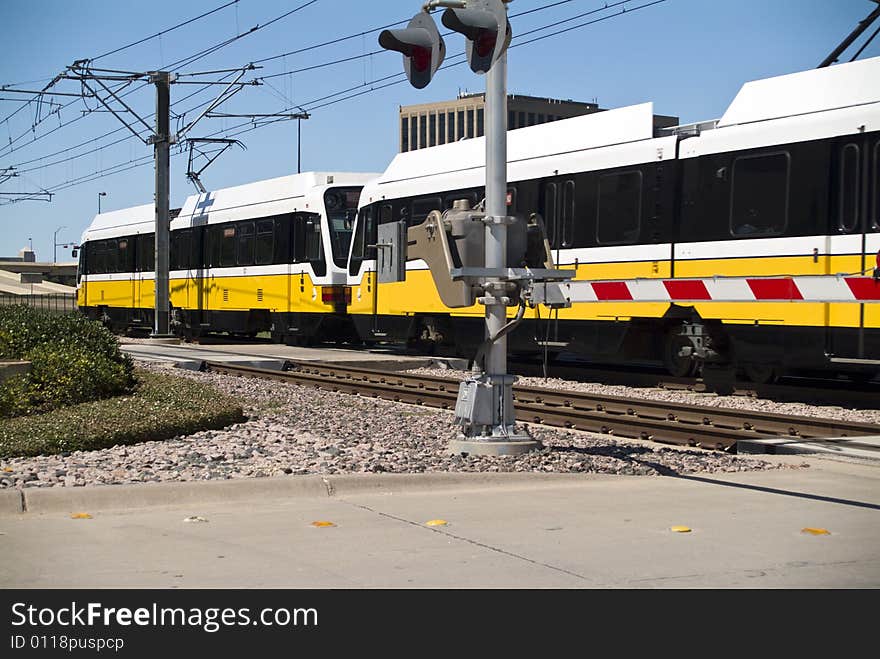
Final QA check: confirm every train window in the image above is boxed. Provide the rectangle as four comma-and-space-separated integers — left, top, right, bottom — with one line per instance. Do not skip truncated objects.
220, 226, 236, 267
544, 182, 558, 247
839, 144, 860, 232
172, 230, 191, 270
730, 152, 789, 237
237, 221, 254, 266
272, 215, 291, 264
597, 171, 642, 245
379, 204, 393, 225
206, 227, 221, 268
411, 196, 442, 226
255, 220, 274, 265
349, 205, 376, 276
562, 180, 575, 248
117, 238, 133, 272
507, 186, 517, 211
137, 234, 154, 272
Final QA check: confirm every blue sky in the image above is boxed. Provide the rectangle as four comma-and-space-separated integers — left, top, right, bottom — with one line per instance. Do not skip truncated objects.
1, 0, 878, 262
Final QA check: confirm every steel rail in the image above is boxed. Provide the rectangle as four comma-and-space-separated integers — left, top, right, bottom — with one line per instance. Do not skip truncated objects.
202, 360, 880, 452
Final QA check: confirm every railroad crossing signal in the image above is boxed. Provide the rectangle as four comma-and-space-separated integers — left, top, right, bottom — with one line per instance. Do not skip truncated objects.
378, 12, 446, 89
442, 0, 511, 74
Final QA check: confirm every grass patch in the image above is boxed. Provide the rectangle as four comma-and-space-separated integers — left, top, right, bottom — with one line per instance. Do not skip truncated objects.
0, 369, 245, 459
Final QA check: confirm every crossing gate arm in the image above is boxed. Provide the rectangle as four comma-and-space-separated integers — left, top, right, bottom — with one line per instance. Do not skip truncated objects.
553, 275, 880, 304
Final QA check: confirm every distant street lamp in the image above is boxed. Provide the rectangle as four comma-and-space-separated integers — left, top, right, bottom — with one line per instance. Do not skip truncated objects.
98, 191, 107, 214
53, 225, 67, 264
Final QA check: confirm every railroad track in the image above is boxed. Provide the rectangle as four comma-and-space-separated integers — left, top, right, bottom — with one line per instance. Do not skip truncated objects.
202, 360, 880, 454
509, 359, 880, 410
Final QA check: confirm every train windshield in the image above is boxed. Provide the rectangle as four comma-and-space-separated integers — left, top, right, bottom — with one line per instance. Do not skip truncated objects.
324, 187, 362, 268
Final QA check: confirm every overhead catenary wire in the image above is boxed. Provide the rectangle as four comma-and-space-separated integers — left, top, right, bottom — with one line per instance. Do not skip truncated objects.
0, 0, 319, 160
2, 0, 666, 203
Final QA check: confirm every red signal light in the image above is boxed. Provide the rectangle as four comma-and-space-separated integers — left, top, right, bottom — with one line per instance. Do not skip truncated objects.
474, 29, 497, 58
410, 45, 431, 72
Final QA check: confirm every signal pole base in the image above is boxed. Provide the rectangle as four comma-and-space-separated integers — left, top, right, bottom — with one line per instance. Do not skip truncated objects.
448, 435, 543, 457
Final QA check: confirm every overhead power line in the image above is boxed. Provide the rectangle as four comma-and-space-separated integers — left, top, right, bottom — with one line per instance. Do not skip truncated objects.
2, 0, 666, 203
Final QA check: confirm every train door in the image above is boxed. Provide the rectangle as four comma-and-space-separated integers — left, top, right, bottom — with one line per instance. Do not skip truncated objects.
369, 202, 395, 339
537, 176, 575, 350
135, 233, 154, 327
828, 133, 880, 364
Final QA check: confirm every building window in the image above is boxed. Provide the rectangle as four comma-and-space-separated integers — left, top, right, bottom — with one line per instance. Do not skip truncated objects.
839, 144, 860, 232
457, 110, 465, 141
466, 108, 474, 138
538, 114, 545, 124
527, 112, 535, 126
448, 111, 455, 141
401, 118, 409, 153
508, 110, 516, 129
476, 108, 484, 137
438, 113, 446, 145
410, 116, 417, 151
597, 171, 642, 245
419, 114, 427, 150
429, 113, 437, 147
730, 152, 789, 237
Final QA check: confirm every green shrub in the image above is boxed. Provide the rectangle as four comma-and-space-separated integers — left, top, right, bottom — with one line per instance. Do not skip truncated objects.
0, 370, 246, 458
0, 306, 133, 418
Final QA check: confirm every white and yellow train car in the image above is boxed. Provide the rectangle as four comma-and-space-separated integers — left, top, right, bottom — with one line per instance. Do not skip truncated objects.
346, 56, 880, 381
77, 171, 377, 343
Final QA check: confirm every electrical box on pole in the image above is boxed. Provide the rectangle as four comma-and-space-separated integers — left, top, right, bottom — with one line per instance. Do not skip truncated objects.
441, 0, 511, 74
378, 11, 446, 89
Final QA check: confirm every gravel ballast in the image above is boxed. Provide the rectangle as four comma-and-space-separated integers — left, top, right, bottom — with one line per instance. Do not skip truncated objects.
0, 360, 825, 490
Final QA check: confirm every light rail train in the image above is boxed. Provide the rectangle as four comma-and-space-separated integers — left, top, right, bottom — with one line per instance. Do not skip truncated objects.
77, 171, 376, 344
346, 56, 880, 382
77, 56, 880, 381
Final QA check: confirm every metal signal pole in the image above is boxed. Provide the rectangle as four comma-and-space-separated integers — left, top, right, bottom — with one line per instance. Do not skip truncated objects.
150, 71, 173, 338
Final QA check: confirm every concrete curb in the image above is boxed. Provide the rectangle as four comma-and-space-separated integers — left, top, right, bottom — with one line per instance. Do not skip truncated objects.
0, 489, 23, 515
5, 472, 615, 515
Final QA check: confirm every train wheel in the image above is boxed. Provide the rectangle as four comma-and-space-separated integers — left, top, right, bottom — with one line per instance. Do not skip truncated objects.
741, 362, 779, 384
662, 333, 697, 378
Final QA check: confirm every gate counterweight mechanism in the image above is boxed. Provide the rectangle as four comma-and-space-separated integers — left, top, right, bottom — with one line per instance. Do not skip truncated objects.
380, 0, 573, 455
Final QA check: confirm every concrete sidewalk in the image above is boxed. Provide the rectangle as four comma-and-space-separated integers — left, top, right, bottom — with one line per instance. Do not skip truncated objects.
1, 454, 878, 588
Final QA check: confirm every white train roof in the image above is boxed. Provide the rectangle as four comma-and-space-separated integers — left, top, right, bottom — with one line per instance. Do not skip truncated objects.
362, 103, 672, 203
173, 171, 379, 229
80, 203, 154, 243
718, 55, 880, 127
81, 172, 380, 242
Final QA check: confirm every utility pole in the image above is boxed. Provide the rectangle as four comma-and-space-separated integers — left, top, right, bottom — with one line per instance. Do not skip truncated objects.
62, 62, 258, 340
150, 71, 173, 338
53, 225, 67, 264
